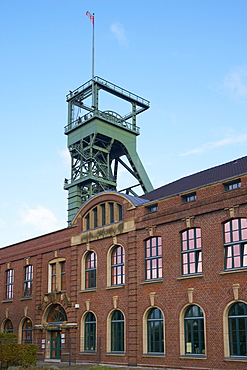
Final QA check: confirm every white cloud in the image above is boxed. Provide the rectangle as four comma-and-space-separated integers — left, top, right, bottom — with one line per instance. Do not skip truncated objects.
110, 22, 128, 47
19, 204, 60, 233
59, 148, 70, 165
181, 132, 247, 156
222, 67, 247, 99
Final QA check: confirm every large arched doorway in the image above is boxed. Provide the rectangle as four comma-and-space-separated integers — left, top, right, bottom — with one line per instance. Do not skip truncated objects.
46, 304, 67, 360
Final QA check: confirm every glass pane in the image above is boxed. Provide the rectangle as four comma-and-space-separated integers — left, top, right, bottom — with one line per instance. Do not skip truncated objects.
182, 231, 187, 241
182, 241, 187, 251
190, 263, 195, 273
234, 256, 241, 268
183, 264, 188, 275
196, 228, 201, 237
190, 253, 195, 262
233, 230, 240, 242
224, 222, 230, 232
232, 219, 239, 231
242, 229, 247, 240
197, 261, 202, 273
189, 239, 195, 250
241, 218, 247, 228
233, 244, 240, 255
188, 229, 194, 239
225, 232, 231, 243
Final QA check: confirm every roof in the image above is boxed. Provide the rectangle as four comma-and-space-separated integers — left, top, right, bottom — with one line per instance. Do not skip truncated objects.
141, 156, 247, 202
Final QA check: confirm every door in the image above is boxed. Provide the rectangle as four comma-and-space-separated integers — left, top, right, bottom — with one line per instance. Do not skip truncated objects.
50, 331, 61, 359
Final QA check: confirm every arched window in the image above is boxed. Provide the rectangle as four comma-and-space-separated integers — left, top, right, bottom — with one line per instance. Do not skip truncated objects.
184, 305, 205, 355
145, 237, 162, 280
84, 312, 96, 351
228, 302, 247, 356
147, 308, 164, 353
224, 218, 247, 270
47, 304, 67, 323
181, 228, 202, 275
22, 318, 32, 343
111, 245, 125, 285
4, 319, 13, 333
111, 310, 124, 352
85, 251, 97, 289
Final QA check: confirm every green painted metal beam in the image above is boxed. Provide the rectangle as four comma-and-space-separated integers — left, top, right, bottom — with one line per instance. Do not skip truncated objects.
64, 77, 153, 224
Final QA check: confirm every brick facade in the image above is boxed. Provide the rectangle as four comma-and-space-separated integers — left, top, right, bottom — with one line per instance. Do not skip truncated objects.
1, 160, 247, 370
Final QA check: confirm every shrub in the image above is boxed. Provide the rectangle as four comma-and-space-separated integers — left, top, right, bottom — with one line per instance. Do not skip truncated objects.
0, 332, 37, 367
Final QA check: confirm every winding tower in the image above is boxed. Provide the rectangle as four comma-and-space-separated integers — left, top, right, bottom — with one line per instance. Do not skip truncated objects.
64, 76, 153, 224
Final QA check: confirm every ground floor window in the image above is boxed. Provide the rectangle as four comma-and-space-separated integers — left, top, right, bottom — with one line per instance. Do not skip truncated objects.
111, 310, 124, 352
4, 319, 13, 333
228, 302, 247, 356
184, 305, 205, 355
147, 307, 164, 353
84, 312, 96, 351
22, 318, 32, 343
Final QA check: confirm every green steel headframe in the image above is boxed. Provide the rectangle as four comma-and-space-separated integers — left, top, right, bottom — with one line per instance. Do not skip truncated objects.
64, 76, 153, 224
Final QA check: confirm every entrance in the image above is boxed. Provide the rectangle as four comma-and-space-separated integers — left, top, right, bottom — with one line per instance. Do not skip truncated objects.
46, 304, 67, 360
50, 330, 61, 359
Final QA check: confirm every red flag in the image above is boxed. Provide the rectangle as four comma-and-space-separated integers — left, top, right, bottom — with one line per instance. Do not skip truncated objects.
86, 11, 94, 25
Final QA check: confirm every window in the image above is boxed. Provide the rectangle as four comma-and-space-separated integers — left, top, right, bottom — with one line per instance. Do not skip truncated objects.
181, 228, 202, 275
50, 263, 56, 292
101, 203, 106, 226
117, 204, 123, 221
228, 302, 247, 357
147, 204, 158, 213
109, 202, 114, 223
111, 310, 124, 352
84, 312, 96, 351
85, 213, 90, 230
147, 308, 164, 353
24, 265, 33, 297
225, 179, 241, 191
184, 305, 205, 355
22, 318, 33, 343
224, 218, 247, 270
84, 202, 123, 230
111, 245, 125, 285
6, 269, 14, 300
145, 237, 162, 280
47, 304, 67, 322
4, 319, 13, 333
85, 251, 97, 289
183, 192, 196, 203
93, 207, 98, 228
48, 259, 66, 293
61, 261, 66, 291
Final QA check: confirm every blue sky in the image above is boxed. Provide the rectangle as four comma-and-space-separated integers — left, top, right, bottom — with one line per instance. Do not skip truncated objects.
1, 0, 247, 247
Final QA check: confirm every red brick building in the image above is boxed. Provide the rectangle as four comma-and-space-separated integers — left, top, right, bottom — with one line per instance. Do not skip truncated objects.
1, 156, 247, 370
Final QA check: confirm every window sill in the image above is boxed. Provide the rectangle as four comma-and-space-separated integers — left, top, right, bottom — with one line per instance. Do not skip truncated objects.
224, 356, 247, 362
180, 354, 206, 360
79, 351, 96, 355
20, 296, 32, 300
140, 278, 163, 285
79, 289, 96, 293
106, 284, 125, 290
45, 290, 67, 295
2, 299, 13, 303
219, 268, 247, 275
106, 352, 125, 356
177, 273, 204, 280
142, 353, 165, 357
